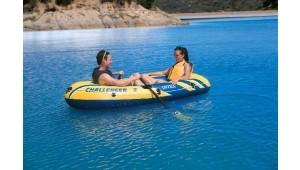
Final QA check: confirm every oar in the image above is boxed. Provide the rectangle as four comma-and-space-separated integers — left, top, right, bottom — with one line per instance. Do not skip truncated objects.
139, 77, 192, 122
139, 78, 169, 109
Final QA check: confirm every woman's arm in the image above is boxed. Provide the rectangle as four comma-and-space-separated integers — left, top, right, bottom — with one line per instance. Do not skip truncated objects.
146, 68, 170, 76
181, 63, 192, 80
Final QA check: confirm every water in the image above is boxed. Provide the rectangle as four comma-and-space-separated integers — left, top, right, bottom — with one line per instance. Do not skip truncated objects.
24, 16, 278, 169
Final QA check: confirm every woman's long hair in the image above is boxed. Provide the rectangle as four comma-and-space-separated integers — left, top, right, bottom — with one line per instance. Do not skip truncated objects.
174, 46, 189, 62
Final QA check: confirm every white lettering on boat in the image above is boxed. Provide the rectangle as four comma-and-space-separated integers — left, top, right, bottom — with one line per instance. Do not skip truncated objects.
85, 87, 127, 93
161, 84, 176, 90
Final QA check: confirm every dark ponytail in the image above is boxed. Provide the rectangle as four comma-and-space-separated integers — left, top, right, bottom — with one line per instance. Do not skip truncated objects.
174, 46, 189, 63
96, 50, 110, 65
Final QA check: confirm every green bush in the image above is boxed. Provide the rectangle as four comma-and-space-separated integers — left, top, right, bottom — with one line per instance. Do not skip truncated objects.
55, 0, 73, 6
23, 0, 38, 5
263, 0, 278, 9
137, 0, 155, 9
24, 0, 73, 6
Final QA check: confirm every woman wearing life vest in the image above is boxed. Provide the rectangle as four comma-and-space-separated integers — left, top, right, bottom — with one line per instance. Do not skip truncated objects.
142, 46, 192, 84
92, 50, 142, 86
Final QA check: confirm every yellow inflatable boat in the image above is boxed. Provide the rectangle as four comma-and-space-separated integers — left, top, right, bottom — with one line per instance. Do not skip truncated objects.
64, 73, 211, 109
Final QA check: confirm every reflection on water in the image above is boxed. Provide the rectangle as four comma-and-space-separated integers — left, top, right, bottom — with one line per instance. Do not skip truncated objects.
68, 99, 214, 140
173, 111, 192, 122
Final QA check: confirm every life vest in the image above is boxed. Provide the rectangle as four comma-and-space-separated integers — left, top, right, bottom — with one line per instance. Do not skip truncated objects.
167, 60, 187, 80
92, 67, 113, 84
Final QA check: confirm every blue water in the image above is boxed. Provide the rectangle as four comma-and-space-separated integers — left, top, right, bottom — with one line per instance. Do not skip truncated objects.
24, 16, 278, 169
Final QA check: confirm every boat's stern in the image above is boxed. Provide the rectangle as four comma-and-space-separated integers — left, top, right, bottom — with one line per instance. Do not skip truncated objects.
190, 73, 211, 89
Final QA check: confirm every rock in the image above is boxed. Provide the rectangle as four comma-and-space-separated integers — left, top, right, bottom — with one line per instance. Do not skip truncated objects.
102, 15, 115, 28
23, 1, 186, 31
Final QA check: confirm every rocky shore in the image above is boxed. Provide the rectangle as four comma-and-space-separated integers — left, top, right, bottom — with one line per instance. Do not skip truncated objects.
23, 0, 187, 31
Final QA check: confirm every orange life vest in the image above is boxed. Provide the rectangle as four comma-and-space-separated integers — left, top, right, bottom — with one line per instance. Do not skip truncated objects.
167, 60, 186, 81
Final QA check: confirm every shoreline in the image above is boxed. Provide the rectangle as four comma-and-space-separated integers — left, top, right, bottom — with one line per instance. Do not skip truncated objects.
170, 10, 277, 20
24, 10, 278, 32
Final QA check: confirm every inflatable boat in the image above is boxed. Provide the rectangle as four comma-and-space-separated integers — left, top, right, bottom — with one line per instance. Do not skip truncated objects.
64, 73, 211, 109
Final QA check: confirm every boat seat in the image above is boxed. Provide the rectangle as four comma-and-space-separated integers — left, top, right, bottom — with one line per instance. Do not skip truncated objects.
189, 63, 194, 73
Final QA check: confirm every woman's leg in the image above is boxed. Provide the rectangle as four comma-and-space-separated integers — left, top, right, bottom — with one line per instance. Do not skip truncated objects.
129, 74, 167, 86
141, 75, 156, 84
141, 74, 167, 85
128, 75, 135, 86
133, 79, 144, 86
128, 74, 147, 86
156, 79, 167, 83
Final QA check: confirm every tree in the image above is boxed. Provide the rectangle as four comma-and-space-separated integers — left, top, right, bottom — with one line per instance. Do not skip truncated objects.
263, 0, 278, 9
136, 0, 156, 9
55, 0, 73, 6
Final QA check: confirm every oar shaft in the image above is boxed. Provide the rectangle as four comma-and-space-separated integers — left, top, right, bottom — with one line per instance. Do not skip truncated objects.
139, 78, 168, 108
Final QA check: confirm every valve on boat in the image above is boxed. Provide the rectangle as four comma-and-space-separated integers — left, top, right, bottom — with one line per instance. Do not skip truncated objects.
156, 88, 161, 95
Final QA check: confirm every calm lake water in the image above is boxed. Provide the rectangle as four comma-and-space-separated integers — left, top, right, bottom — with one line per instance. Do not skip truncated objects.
24, 16, 278, 169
